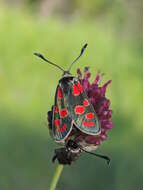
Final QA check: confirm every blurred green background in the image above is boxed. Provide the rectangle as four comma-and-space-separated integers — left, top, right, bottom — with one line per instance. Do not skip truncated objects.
0, 0, 143, 190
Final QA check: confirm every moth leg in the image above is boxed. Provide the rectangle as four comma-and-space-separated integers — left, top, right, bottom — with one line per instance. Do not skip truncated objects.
52, 153, 57, 163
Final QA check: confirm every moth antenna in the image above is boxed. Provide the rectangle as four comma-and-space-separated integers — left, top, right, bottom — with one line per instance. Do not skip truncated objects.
68, 43, 88, 72
34, 52, 65, 72
80, 147, 110, 165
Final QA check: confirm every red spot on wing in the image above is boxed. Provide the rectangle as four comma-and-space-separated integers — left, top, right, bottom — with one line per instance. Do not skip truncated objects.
75, 105, 84, 115
83, 99, 89, 107
82, 120, 95, 127
72, 81, 83, 96
86, 112, 94, 120
59, 109, 68, 118
54, 119, 60, 126
73, 84, 80, 96
58, 124, 67, 132
55, 106, 59, 113
77, 81, 83, 93
57, 87, 64, 99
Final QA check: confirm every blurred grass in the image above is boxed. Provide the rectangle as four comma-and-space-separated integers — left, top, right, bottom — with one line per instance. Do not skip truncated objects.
0, 5, 143, 190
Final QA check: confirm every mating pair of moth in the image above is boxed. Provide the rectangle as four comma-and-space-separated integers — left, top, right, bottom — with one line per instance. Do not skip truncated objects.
34, 44, 110, 165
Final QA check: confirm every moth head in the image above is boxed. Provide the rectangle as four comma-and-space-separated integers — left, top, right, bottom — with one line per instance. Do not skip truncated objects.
52, 146, 82, 165
62, 71, 72, 78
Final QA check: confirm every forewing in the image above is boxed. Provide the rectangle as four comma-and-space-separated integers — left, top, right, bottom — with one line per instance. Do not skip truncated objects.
52, 85, 72, 142
65, 78, 101, 135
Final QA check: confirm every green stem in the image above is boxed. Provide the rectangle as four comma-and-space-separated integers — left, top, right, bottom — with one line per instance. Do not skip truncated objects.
49, 164, 64, 190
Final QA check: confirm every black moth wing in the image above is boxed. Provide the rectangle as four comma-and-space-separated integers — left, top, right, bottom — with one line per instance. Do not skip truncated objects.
61, 77, 101, 136
52, 82, 73, 143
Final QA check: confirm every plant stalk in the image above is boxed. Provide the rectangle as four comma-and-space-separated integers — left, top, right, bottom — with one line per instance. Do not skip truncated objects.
49, 164, 64, 190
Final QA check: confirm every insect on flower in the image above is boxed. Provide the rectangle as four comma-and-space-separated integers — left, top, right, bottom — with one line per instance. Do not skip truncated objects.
34, 44, 114, 165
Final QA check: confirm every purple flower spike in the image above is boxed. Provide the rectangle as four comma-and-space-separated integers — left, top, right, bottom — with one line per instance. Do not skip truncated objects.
77, 68, 82, 79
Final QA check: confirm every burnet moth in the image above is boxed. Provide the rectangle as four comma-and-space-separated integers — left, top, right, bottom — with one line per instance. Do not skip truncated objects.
34, 44, 110, 165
